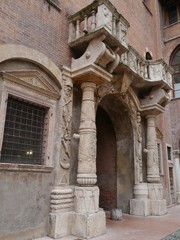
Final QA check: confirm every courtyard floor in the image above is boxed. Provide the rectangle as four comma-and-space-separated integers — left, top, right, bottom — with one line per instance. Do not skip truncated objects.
39, 204, 180, 240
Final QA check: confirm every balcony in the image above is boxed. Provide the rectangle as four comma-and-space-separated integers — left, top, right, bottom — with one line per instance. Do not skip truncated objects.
68, 0, 173, 92
68, 0, 129, 55
119, 47, 173, 90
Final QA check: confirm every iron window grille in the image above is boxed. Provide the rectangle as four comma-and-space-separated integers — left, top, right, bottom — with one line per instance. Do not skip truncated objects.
0, 96, 48, 165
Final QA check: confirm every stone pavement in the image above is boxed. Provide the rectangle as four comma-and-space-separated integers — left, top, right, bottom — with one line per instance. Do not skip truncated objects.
37, 205, 180, 240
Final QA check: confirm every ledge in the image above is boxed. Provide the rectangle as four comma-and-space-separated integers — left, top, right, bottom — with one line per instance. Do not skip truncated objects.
0, 163, 53, 173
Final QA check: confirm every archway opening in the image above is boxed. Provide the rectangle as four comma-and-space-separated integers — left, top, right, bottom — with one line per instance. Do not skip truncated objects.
96, 106, 117, 211
96, 95, 134, 213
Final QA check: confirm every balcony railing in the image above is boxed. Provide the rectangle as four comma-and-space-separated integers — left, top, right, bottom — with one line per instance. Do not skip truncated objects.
120, 47, 173, 89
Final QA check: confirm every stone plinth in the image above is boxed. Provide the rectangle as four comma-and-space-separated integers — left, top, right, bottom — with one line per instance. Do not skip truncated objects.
130, 199, 150, 216
150, 200, 167, 215
72, 186, 106, 238
49, 212, 73, 238
48, 187, 74, 239
130, 183, 150, 216
148, 183, 167, 215
71, 210, 106, 239
74, 186, 99, 214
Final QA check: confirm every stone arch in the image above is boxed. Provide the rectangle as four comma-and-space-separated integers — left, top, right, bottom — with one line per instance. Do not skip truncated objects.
0, 44, 63, 88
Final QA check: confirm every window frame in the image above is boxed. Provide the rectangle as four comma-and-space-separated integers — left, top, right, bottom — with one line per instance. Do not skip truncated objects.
166, 144, 173, 163
163, 0, 180, 27
170, 46, 180, 98
0, 73, 57, 172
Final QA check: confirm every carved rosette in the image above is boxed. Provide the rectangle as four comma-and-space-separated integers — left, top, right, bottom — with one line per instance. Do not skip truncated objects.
77, 82, 97, 186
146, 115, 160, 183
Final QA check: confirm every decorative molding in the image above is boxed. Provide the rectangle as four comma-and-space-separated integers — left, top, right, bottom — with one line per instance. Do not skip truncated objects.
1, 71, 60, 99
50, 187, 74, 212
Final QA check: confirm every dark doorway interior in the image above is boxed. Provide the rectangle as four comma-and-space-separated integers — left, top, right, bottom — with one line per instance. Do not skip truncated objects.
96, 106, 117, 211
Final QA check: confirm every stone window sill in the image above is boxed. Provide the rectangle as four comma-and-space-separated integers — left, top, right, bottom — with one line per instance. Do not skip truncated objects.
0, 163, 53, 173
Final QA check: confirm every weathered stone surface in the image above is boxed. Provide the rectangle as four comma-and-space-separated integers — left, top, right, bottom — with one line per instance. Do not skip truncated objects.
130, 199, 150, 216
71, 210, 106, 239
150, 199, 167, 216
48, 212, 72, 238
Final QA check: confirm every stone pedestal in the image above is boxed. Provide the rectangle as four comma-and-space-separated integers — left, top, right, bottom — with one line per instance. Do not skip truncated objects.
48, 187, 74, 239
148, 183, 167, 215
130, 198, 150, 216
72, 186, 106, 239
130, 183, 150, 216
71, 210, 106, 239
150, 200, 167, 215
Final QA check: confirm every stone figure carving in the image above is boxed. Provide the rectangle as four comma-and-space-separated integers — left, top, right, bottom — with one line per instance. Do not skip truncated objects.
119, 22, 127, 45
59, 79, 73, 185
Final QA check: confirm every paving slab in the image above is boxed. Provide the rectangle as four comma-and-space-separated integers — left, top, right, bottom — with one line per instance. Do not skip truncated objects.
36, 205, 180, 240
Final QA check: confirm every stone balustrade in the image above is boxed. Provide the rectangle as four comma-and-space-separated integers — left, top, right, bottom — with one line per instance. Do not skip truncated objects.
121, 47, 173, 89
68, 0, 129, 52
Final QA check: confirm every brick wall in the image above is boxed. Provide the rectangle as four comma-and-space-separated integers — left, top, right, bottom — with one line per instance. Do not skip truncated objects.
0, 0, 165, 69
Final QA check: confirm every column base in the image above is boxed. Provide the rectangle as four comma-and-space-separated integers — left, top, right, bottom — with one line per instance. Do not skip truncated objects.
150, 199, 167, 215
130, 199, 150, 216
48, 212, 73, 238
71, 209, 106, 239
48, 210, 106, 239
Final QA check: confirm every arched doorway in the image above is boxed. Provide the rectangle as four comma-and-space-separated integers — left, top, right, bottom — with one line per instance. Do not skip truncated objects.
96, 106, 117, 211
96, 95, 134, 213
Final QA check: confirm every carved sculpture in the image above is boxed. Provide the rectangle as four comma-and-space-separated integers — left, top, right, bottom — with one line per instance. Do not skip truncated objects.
59, 79, 73, 185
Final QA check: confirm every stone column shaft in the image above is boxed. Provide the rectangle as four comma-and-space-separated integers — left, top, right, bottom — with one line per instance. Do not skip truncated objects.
146, 115, 160, 183
77, 82, 97, 186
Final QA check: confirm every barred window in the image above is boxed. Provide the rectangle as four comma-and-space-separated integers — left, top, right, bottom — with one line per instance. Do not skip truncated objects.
0, 96, 47, 165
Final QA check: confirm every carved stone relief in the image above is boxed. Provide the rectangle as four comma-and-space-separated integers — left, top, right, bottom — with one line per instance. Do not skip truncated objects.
59, 78, 73, 185
74, 186, 99, 214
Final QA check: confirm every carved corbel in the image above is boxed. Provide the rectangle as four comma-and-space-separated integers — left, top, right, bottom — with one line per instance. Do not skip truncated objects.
140, 86, 171, 109
71, 35, 120, 75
